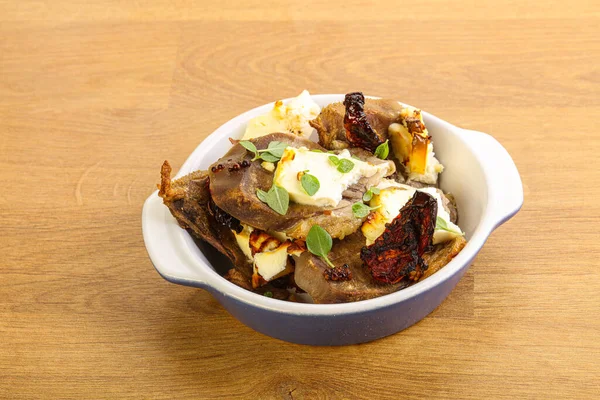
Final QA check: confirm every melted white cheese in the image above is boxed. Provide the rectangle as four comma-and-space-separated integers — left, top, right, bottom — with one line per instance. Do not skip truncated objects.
242, 90, 321, 140
273, 147, 393, 208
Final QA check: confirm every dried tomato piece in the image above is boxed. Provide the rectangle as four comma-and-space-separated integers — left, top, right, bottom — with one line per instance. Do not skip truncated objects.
360, 191, 437, 284
343, 92, 385, 152
323, 264, 353, 281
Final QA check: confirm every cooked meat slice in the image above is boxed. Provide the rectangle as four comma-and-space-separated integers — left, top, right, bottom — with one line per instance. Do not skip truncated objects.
361, 191, 437, 284
443, 192, 459, 224
294, 232, 409, 303
158, 161, 252, 281
310, 96, 404, 150
420, 236, 467, 280
309, 102, 346, 149
295, 230, 465, 304
208, 132, 394, 240
224, 269, 253, 291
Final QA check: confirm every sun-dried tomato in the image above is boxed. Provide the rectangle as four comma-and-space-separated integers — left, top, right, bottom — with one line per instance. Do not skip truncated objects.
343, 92, 385, 152
360, 191, 437, 284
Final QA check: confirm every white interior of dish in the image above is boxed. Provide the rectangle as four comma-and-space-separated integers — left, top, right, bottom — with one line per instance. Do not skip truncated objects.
144, 94, 504, 314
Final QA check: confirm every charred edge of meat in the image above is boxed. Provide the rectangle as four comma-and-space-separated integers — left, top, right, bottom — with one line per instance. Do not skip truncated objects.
343, 92, 385, 153
360, 191, 437, 284
208, 198, 243, 233
158, 161, 173, 198
323, 264, 353, 281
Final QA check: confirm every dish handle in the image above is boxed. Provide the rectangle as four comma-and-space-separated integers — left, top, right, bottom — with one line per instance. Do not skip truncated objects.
461, 129, 524, 229
142, 193, 213, 289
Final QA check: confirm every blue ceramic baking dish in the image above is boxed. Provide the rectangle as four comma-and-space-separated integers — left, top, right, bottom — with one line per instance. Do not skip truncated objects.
142, 94, 523, 345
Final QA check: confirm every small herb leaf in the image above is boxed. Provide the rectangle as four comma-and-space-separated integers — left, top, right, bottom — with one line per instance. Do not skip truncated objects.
265, 141, 287, 158
256, 186, 289, 215
267, 185, 289, 215
301, 173, 320, 196
259, 152, 279, 162
374, 140, 389, 159
239, 140, 258, 155
337, 159, 355, 173
328, 155, 340, 166
256, 189, 269, 203
306, 225, 335, 268
352, 202, 371, 218
436, 216, 451, 231
352, 202, 381, 218
263, 291, 273, 298
362, 186, 381, 202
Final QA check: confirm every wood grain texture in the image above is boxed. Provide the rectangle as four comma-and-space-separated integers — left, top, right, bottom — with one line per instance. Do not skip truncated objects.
1, 1, 599, 399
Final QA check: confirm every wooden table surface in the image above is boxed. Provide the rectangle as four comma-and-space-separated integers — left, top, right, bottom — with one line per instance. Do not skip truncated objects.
2, 1, 599, 399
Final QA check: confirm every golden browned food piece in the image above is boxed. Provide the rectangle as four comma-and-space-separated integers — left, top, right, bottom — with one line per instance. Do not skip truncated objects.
388, 108, 431, 175
420, 236, 467, 281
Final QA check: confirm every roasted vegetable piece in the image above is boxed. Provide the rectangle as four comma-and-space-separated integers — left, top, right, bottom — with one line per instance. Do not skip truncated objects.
343, 92, 386, 153
360, 191, 437, 284
388, 108, 431, 175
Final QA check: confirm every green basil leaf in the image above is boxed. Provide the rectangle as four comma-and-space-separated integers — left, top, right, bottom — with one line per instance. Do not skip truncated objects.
265, 141, 287, 158
374, 140, 389, 159
306, 225, 335, 268
362, 186, 381, 202
301, 173, 320, 196
337, 159, 355, 173
352, 202, 380, 218
352, 202, 371, 218
256, 189, 269, 203
263, 291, 273, 298
436, 216, 451, 231
259, 152, 280, 162
239, 140, 258, 155
328, 155, 340, 166
266, 185, 289, 215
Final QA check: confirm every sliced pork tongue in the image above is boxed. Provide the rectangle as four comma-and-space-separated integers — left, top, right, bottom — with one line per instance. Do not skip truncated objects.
294, 232, 411, 304
158, 161, 294, 298
207, 132, 394, 240
157, 161, 251, 277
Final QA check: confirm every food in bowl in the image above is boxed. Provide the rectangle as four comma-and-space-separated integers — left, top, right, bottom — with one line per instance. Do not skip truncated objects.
157, 91, 466, 303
